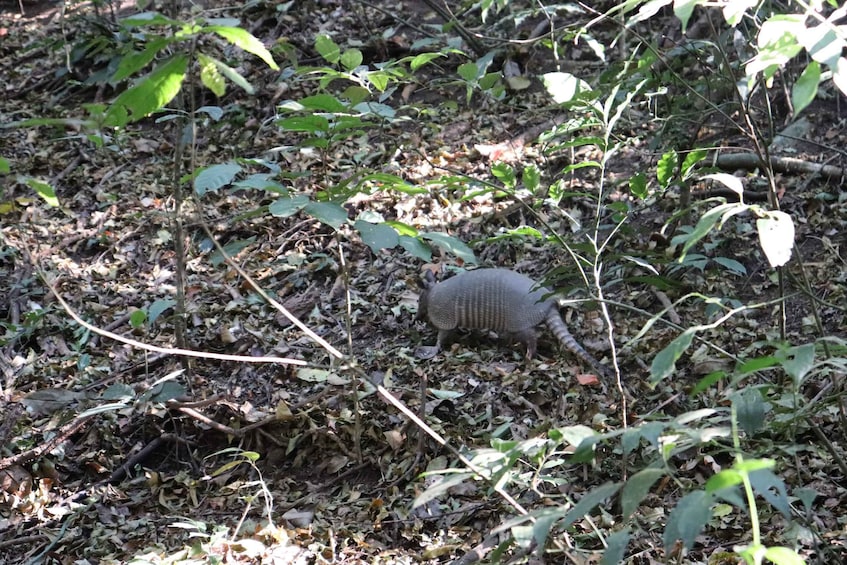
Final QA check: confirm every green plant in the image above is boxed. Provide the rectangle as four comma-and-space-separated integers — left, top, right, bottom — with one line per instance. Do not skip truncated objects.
3, 12, 280, 208
414, 378, 817, 563
404, 1, 844, 561
189, 33, 478, 264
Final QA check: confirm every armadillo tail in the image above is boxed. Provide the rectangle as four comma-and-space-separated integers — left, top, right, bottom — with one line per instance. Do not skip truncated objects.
545, 311, 608, 376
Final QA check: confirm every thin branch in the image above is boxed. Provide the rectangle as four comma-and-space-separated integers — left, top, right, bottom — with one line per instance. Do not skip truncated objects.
42, 276, 311, 367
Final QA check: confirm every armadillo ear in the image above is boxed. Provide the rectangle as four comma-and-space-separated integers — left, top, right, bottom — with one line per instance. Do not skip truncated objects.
421, 269, 437, 288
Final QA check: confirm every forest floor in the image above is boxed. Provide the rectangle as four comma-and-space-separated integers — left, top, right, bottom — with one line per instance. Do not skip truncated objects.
1, 0, 846, 563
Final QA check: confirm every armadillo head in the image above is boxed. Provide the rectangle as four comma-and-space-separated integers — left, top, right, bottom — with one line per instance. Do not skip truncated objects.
416, 269, 437, 321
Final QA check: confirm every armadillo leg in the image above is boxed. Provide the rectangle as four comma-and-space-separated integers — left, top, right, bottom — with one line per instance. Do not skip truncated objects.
415, 345, 440, 359
436, 329, 454, 350
511, 329, 538, 359
415, 329, 453, 359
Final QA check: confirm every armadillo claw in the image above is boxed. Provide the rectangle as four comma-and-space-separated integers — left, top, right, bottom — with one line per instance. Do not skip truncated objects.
415, 345, 441, 359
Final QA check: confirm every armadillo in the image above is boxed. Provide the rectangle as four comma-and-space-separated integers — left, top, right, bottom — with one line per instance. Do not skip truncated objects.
416, 268, 609, 376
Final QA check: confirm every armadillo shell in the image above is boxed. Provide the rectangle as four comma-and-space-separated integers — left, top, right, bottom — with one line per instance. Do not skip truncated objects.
425, 269, 554, 333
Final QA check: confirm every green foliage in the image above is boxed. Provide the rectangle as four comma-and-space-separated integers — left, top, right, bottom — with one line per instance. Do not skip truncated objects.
6, 0, 841, 561
456, 50, 504, 103
0, 158, 61, 209
404, 2, 837, 560
193, 34, 478, 264
0, 303, 47, 347
7, 12, 278, 135
191, 151, 474, 263
415, 402, 807, 562
100, 16, 278, 127
623, 0, 845, 118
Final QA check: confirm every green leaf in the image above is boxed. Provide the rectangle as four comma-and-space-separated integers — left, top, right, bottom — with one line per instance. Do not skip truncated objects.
0, 157, 9, 173
663, 490, 713, 551
195, 162, 242, 195
554, 424, 597, 461
703, 173, 744, 198
129, 309, 147, 328
638, 422, 665, 448
629, 172, 648, 199
112, 38, 171, 82
621, 468, 665, 519
527, 515, 556, 553
792, 61, 820, 115
102, 383, 135, 401
398, 235, 432, 261
206, 25, 279, 70
340, 48, 363, 71
343, 85, 370, 105
277, 115, 330, 133
735, 459, 775, 474
679, 203, 745, 260
409, 52, 444, 71
522, 164, 540, 192
705, 469, 744, 492
656, 150, 678, 188
148, 299, 176, 324
491, 162, 516, 187
358, 172, 425, 194
712, 256, 746, 275
689, 370, 725, 396
198, 53, 226, 96
355, 220, 399, 254
207, 56, 254, 94
300, 94, 348, 112
458, 62, 479, 82
385, 221, 418, 237
197, 105, 224, 121
749, 468, 790, 519
650, 328, 696, 385
673, 0, 697, 30
234, 174, 286, 193
363, 102, 395, 121
793, 487, 818, 514
542, 71, 592, 104
269, 195, 309, 217
780, 343, 815, 388
732, 388, 766, 436
315, 34, 340, 64
600, 528, 630, 565
210, 238, 256, 266
119, 11, 181, 27
723, 1, 755, 26
304, 201, 348, 230
738, 355, 780, 373
149, 380, 186, 403
557, 482, 621, 530
421, 232, 477, 264
23, 178, 59, 207
106, 55, 188, 126
800, 23, 842, 68
746, 16, 804, 78
549, 137, 605, 151
621, 427, 642, 455
833, 56, 847, 97
681, 148, 707, 179
479, 72, 501, 90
